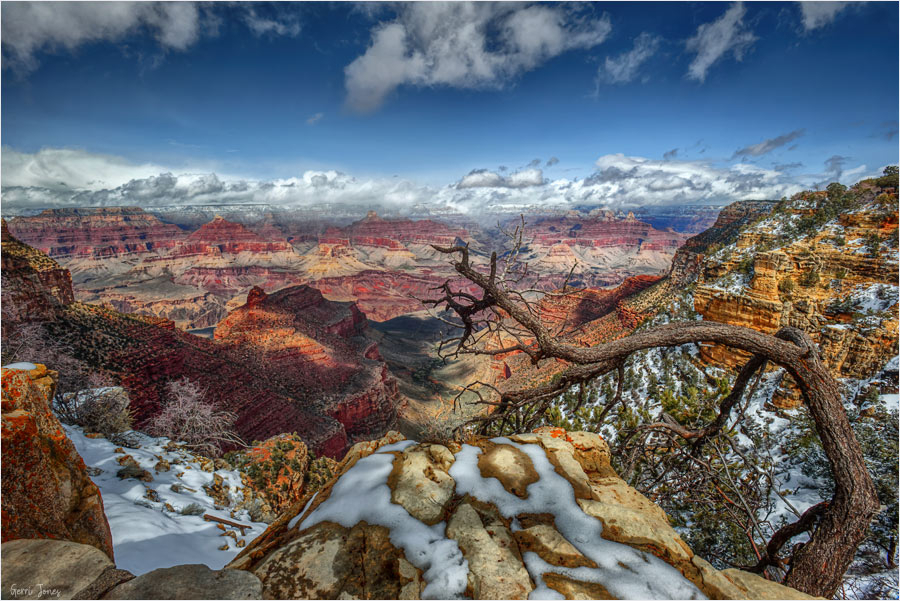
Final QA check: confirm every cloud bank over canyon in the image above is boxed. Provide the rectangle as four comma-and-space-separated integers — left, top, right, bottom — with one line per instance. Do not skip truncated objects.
0, 146, 878, 214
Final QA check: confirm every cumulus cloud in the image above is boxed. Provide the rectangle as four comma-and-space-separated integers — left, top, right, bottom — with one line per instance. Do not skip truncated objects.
579, 154, 803, 205
663, 148, 679, 160
799, 2, 851, 31
344, 3, 611, 112
774, 162, 803, 172
457, 168, 545, 189
306, 112, 324, 125
1, 147, 172, 191
601, 32, 659, 84
545, 157, 559, 167
1, 2, 302, 71
1, 147, 852, 215
1, 2, 207, 70
733, 129, 805, 158
685, 2, 756, 83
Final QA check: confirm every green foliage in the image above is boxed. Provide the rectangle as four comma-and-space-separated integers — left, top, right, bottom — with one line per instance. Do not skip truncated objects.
778, 277, 795, 295
874, 166, 899, 189
865, 233, 883, 259
737, 255, 755, 276
798, 270, 820, 288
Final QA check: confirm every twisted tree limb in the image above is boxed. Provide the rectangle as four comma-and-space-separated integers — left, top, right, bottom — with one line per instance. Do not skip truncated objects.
428, 242, 880, 598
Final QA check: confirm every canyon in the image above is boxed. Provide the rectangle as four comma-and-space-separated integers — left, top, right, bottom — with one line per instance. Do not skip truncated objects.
1, 223, 400, 458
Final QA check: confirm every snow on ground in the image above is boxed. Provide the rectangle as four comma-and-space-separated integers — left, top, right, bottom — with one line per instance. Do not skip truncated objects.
848, 283, 899, 314
65, 425, 268, 575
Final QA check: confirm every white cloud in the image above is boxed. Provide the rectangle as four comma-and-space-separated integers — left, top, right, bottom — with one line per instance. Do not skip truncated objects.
1, 2, 301, 71
1, 147, 173, 191
457, 168, 545, 189
799, 2, 851, 30
1, 2, 206, 70
306, 112, 324, 126
1, 147, 852, 215
685, 2, 756, 83
344, 3, 611, 112
601, 32, 660, 84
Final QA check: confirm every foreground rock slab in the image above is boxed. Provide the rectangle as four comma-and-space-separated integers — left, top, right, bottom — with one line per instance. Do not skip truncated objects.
101, 564, 262, 600
229, 429, 819, 600
1, 539, 128, 600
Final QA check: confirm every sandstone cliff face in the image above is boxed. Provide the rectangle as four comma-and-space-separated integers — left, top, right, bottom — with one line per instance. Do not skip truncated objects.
229, 428, 815, 600
690, 188, 898, 405
527, 213, 688, 251
1, 364, 115, 560
1, 220, 75, 321
345, 211, 470, 247
7, 207, 185, 259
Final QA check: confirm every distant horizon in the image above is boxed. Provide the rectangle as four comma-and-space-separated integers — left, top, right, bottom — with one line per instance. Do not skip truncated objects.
2, 1, 897, 213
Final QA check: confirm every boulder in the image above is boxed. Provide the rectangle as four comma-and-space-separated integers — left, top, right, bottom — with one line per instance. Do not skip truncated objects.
101, 564, 261, 600
1, 539, 130, 600
229, 429, 819, 600
1, 364, 114, 560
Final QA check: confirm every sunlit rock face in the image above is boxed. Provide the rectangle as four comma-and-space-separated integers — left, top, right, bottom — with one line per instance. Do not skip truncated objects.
1, 364, 115, 560
689, 189, 898, 407
229, 428, 816, 600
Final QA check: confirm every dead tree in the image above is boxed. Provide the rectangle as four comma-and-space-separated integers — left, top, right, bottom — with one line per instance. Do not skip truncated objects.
424, 236, 879, 598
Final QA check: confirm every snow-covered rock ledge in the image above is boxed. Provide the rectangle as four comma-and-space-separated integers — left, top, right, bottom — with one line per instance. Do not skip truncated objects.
228, 428, 819, 600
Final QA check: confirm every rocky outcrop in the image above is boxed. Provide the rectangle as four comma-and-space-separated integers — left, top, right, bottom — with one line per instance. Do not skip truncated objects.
168, 215, 296, 257
2, 220, 75, 321
690, 189, 898, 405
667, 200, 776, 288
1, 364, 115, 559
1, 539, 263, 600
229, 428, 816, 600
102, 564, 262, 600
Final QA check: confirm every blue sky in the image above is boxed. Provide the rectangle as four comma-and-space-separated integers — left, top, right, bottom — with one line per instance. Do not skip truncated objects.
1, 2, 897, 211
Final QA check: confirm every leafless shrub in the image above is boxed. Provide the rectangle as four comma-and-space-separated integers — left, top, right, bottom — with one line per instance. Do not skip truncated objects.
179, 502, 205, 516
54, 372, 134, 436
147, 377, 245, 457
